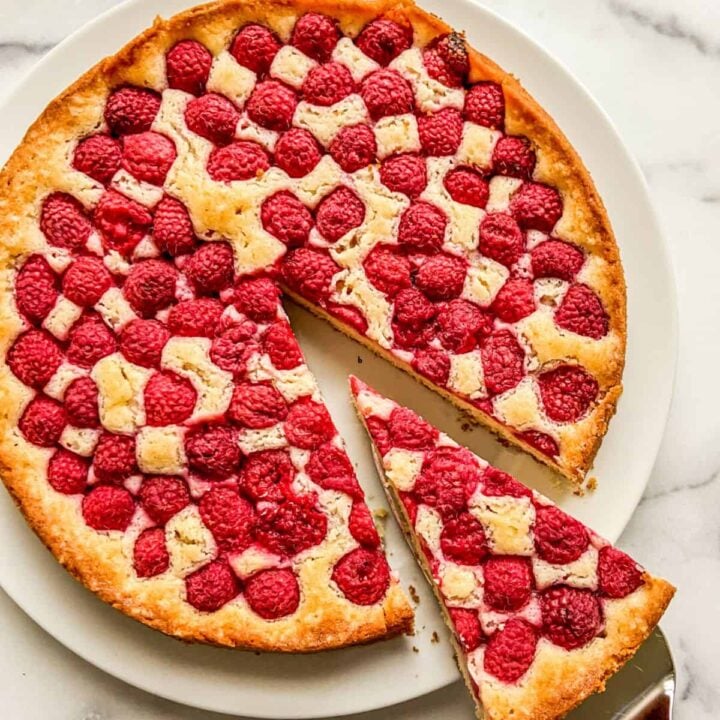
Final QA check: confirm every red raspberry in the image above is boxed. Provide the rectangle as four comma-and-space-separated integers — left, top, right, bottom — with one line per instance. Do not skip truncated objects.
493, 135, 536, 179
284, 398, 335, 449
119, 319, 169, 368
360, 69, 414, 120
199, 485, 255, 552
418, 108, 463, 156
210, 323, 259, 378
423, 33, 468, 88
444, 167, 489, 208
47, 449, 88, 494
437, 298, 492, 353
64, 376, 100, 428
185, 560, 239, 612
123, 259, 177, 317
387, 405, 437, 450
230, 23, 281, 74
138, 475, 190, 525
73, 134, 122, 185
332, 548, 390, 605
19, 395, 66, 447
291, 13, 339, 63
439, 513, 487, 563
121, 131, 176, 185
184, 93, 240, 145
247, 81, 297, 131
518, 430, 559, 458
556, 284, 609, 339
484, 619, 537, 683
481, 466, 532, 498
510, 182, 563, 232
166, 40, 212, 95
240, 449, 294, 502
82, 485, 135, 531
185, 425, 241, 478
531, 239, 584, 281
133, 527, 169, 578
306, 442, 362, 499
533, 504, 589, 565
415, 253, 466, 301
483, 556, 533, 611
40, 193, 92, 251
491, 277, 536, 323
538, 364, 598, 423
479, 213, 525, 268
184, 242, 235, 295
245, 568, 300, 619
392, 320, 434, 351
355, 19, 412, 66
481, 330, 525, 395
380, 154, 427, 198
365, 416, 392, 456
256, 495, 328, 556
93, 432, 136, 482
327, 303, 368, 334
598, 546, 644, 599
144, 370, 197, 425
228, 382, 289, 429
303, 62, 355, 106
464, 82, 505, 129
275, 128, 322, 178
15, 255, 58, 323
541, 586, 602, 649
448, 608, 483, 652
349, 502, 380, 548
393, 287, 436, 328
67, 314, 116, 368
105, 87, 160, 135
397, 201, 447, 252
234, 276, 279, 322
152, 195, 196, 256
7, 330, 62, 388
263, 320, 303, 370
281, 248, 339, 302
261, 191, 313, 247
62, 255, 112, 307
412, 348, 450, 386
94, 189, 152, 256
316, 186, 365, 242
329, 123, 376, 172
207, 140, 270, 182
363, 245, 411, 298
414, 449, 480, 518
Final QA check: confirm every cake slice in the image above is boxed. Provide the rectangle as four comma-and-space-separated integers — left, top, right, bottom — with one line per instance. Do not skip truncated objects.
350, 376, 674, 719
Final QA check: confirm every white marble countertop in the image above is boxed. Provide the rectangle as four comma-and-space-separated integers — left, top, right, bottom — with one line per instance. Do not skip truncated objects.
0, 0, 718, 718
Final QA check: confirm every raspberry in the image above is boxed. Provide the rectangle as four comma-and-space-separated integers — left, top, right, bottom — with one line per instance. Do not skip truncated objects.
387, 405, 437, 450
93, 432, 136, 482
210, 324, 259, 378
392, 287, 436, 335
541, 586, 602, 650
363, 245, 411, 298
539, 365, 598, 423
133, 527, 169, 578
327, 303, 369, 334
64, 376, 100, 428
121, 131, 176, 185
365, 416, 392, 456
281, 248, 339, 302
380, 154, 427, 198
144, 371, 197, 426
481, 466, 532, 498
207, 140, 270, 182
414, 450, 480, 518
438, 513, 486, 563
510, 182, 563, 232
152, 195, 196, 256
518, 430, 559, 458
138, 475, 190, 525
185, 560, 239, 612
62, 255, 112, 307
361, 69, 414, 120
261, 191, 313, 247
185, 425, 241, 478
47, 449, 88, 494
449, 608, 483, 652
598, 546, 644, 599
415, 254, 466, 301
291, 13, 339, 63
119, 319, 169, 368
493, 135, 536, 179
263, 320, 303, 370
184, 241, 235, 294
94, 189, 152, 256
240, 449, 294, 503
484, 619, 537, 683
245, 568, 300, 619
275, 128, 322, 178
464, 82, 504, 129
82, 485, 135, 531
423, 33, 468, 87
355, 19, 412, 66
184, 93, 240, 145
123, 259, 177, 317
19, 395, 66, 447
478, 213, 525, 268
417, 108, 463, 156
437, 298, 493, 353
303, 62, 355, 106
306, 442, 362, 499
329, 123, 376, 172
481, 330, 525, 395
67, 314, 116, 368
256, 495, 328, 556
556, 284, 609, 339
7, 330, 62, 388
412, 348, 450, 386
168, 296, 224, 337
533, 504, 589, 565
397, 201, 447, 252
230, 23, 281, 74
73, 134, 122, 185
531, 239, 584, 281
166, 40, 212, 95
284, 398, 335, 449
40, 193, 92, 251
247, 81, 298, 131
444, 167, 489, 208
104, 87, 160, 135
15, 255, 58, 323
332, 548, 390, 605
491, 277, 536, 323
199, 485, 255, 552
316, 187, 365, 242
483, 556, 533, 611
228, 382, 289, 429
234, 276, 279, 322
349, 502, 380, 548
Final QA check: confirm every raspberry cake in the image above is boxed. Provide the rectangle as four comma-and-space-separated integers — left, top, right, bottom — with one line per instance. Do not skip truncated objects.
350, 377, 673, 719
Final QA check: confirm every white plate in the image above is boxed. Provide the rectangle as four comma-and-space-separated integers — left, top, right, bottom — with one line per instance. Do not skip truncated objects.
0, 0, 677, 717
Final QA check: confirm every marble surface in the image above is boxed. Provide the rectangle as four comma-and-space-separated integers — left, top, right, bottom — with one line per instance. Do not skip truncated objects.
0, 0, 718, 718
